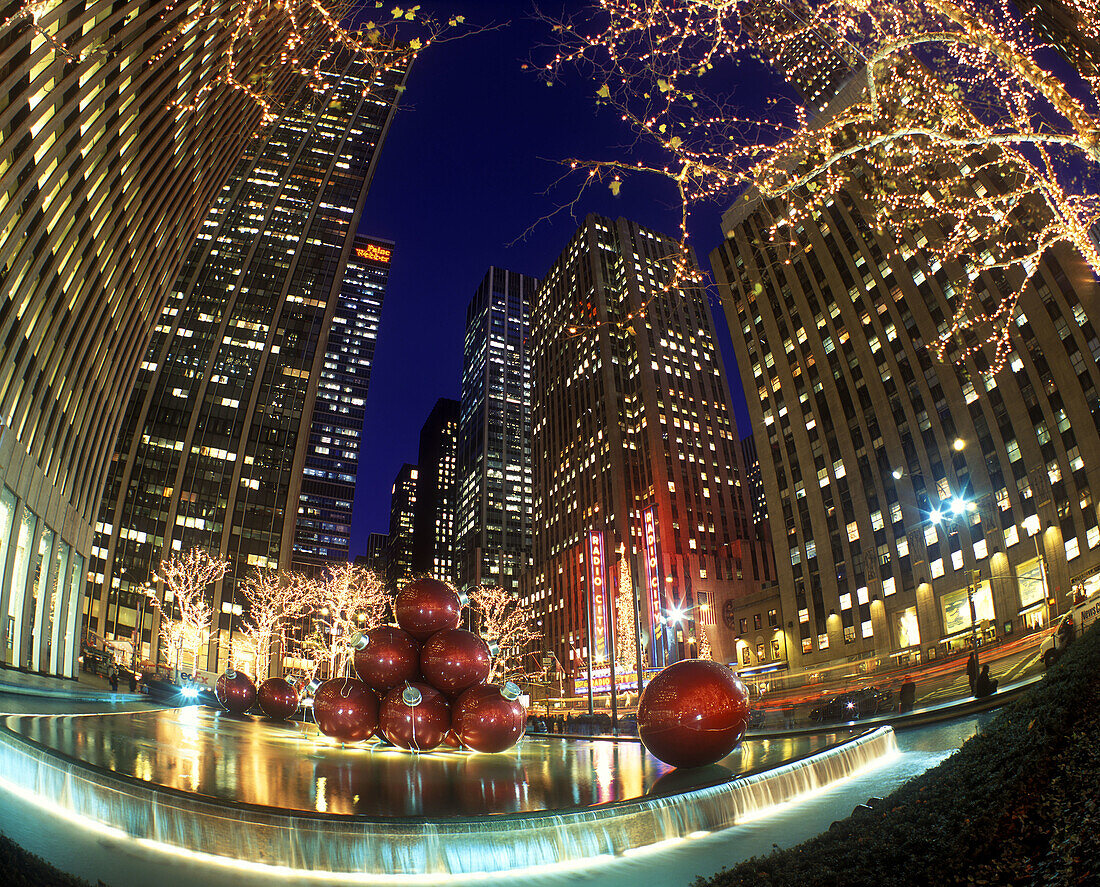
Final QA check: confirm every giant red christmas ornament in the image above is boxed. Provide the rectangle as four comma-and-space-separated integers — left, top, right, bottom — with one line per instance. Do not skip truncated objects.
637, 659, 749, 768
312, 678, 379, 742
257, 677, 299, 721
452, 682, 526, 753
352, 625, 421, 694
420, 628, 491, 697
215, 668, 257, 714
379, 682, 451, 751
394, 578, 463, 641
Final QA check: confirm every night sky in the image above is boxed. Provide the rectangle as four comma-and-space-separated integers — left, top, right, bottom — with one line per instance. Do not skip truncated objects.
350, 2, 777, 553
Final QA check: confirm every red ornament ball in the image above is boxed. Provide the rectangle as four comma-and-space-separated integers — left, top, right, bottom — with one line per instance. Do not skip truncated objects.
637, 659, 749, 768
257, 677, 299, 721
215, 669, 256, 714
395, 578, 463, 641
452, 682, 526, 753
312, 678, 379, 742
420, 628, 491, 697
353, 625, 421, 694
379, 682, 451, 751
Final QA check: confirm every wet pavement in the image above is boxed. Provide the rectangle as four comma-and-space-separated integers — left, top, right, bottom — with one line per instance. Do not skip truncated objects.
1, 704, 852, 817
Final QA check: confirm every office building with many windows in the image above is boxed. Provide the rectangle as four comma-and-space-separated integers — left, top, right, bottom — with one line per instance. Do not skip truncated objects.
292, 236, 394, 570
0, 1, 303, 676
387, 464, 419, 592
455, 268, 537, 593
85, 54, 407, 675
527, 215, 770, 685
713, 187, 1100, 671
412, 398, 460, 583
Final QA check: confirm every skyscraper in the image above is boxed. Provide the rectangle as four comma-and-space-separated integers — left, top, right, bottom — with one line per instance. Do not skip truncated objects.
412, 398, 460, 582
292, 236, 394, 570
0, 1, 303, 676
713, 185, 1100, 670
741, 435, 769, 527
387, 464, 419, 592
527, 215, 769, 683
86, 53, 408, 674
455, 268, 537, 593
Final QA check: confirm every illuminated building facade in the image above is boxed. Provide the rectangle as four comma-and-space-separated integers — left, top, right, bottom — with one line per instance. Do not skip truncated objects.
0, 0, 302, 676
713, 190, 1100, 670
85, 55, 407, 674
387, 464, 419, 591
527, 215, 770, 682
292, 236, 393, 570
455, 268, 536, 593
412, 398, 460, 582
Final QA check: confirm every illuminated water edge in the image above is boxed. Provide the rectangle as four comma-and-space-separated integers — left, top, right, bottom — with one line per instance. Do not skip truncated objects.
0, 724, 898, 876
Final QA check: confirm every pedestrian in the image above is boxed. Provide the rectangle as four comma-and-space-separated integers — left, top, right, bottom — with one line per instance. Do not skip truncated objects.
899, 676, 917, 713
974, 664, 998, 698
966, 651, 978, 693
108, 665, 119, 693
128, 670, 137, 693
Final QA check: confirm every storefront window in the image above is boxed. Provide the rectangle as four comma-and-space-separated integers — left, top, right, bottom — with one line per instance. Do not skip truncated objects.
1016, 558, 1047, 609
47, 540, 69, 671
62, 553, 84, 677
896, 606, 920, 648
30, 527, 54, 668
0, 488, 15, 651
6, 507, 39, 666
940, 581, 995, 636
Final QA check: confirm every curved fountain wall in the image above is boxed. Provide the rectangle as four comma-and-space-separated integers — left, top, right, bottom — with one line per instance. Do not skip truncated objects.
0, 724, 898, 876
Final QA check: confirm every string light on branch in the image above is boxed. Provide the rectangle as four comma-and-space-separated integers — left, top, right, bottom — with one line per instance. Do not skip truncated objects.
542, 0, 1100, 376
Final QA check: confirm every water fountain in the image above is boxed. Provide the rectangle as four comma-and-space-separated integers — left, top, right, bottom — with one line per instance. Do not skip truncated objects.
0, 704, 897, 876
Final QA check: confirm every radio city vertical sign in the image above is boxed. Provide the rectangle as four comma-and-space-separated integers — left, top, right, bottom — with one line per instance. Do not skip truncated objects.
587, 530, 608, 662
642, 507, 663, 644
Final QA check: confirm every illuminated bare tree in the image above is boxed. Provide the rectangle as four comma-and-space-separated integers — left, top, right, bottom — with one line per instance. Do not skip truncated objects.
469, 585, 543, 684
237, 568, 311, 680
299, 563, 389, 680
145, 548, 228, 676
544, 0, 1100, 374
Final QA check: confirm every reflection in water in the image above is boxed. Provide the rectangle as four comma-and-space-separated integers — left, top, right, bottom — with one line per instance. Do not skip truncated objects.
6, 706, 848, 818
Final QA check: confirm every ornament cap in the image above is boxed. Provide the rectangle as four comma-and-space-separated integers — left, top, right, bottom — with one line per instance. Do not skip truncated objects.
502, 681, 522, 701
402, 684, 423, 707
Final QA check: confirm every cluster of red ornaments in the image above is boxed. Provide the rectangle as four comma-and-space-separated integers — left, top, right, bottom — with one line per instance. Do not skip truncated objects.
216, 578, 526, 755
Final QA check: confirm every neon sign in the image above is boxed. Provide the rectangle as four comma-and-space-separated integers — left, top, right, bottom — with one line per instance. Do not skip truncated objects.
588, 530, 608, 662
643, 508, 663, 643
355, 243, 391, 263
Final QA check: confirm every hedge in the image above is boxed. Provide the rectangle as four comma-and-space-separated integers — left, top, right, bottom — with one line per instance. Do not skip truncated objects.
697, 623, 1100, 887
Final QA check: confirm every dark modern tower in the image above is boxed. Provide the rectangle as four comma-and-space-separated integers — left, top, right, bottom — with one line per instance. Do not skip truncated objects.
455, 268, 537, 593
527, 215, 770, 681
741, 435, 769, 527
86, 54, 408, 674
713, 186, 1100, 670
412, 398, 460, 582
292, 236, 394, 570
0, 1, 304, 677
387, 464, 419, 592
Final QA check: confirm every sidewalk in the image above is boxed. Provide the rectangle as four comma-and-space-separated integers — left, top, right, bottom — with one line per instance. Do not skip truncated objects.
0, 666, 143, 703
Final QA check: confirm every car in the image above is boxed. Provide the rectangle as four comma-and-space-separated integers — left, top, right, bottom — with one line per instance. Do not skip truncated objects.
809, 687, 893, 722
747, 707, 767, 728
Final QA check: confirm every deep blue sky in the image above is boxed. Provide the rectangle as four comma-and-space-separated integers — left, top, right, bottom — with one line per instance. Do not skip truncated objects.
350, 2, 770, 554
